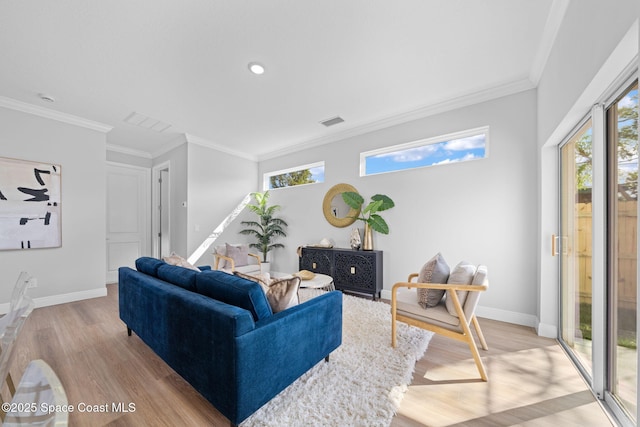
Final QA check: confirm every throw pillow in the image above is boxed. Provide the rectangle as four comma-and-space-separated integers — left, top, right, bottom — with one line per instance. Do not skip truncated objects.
162, 252, 200, 271
416, 253, 450, 308
262, 277, 301, 313
233, 271, 268, 287
445, 261, 477, 316
234, 271, 300, 313
225, 243, 249, 268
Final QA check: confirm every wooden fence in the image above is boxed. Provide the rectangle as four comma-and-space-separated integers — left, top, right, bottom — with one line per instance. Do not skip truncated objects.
577, 201, 637, 311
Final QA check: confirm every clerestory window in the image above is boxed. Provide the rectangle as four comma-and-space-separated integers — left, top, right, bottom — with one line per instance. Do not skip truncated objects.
360, 126, 489, 176
263, 161, 325, 190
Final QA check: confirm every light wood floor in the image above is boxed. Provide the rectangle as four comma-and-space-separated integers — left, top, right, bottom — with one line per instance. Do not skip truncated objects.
4, 284, 615, 426
391, 318, 615, 427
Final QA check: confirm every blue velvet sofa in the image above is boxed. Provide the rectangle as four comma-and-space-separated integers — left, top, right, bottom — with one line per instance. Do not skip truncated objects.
119, 257, 343, 426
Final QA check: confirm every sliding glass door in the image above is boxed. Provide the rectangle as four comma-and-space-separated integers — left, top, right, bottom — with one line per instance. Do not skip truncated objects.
560, 118, 594, 376
559, 77, 638, 425
607, 81, 638, 421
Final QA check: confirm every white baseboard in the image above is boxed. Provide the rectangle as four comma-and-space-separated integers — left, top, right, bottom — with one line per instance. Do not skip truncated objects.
535, 322, 558, 339
380, 289, 393, 301
0, 287, 108, 314
380, 289, 539, 330
474, 306, 538, 329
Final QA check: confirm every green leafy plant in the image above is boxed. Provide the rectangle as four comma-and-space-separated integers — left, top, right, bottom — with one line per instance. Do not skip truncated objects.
342, 192, 395, 234
239, 191, 288, 261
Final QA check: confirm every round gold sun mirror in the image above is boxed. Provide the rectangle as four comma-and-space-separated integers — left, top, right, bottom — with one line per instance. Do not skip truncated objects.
323, 183, 361, 228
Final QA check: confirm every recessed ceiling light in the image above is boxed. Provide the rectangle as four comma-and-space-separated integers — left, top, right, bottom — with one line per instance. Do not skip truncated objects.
248, 62, 265, 75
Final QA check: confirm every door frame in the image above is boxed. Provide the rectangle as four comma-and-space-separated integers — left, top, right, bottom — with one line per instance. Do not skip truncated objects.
152, 161, 171, 259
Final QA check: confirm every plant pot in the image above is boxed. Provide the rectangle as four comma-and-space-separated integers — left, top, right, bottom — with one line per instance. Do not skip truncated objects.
260, 261, 271, 273
363, 224, 374, 251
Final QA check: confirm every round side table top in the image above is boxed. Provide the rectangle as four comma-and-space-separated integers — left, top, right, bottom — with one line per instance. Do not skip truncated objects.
298, 273, 333, 289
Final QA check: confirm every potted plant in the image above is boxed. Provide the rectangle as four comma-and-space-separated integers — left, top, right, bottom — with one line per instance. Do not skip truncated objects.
342, 192, 395, 250
239, 191, 288, 268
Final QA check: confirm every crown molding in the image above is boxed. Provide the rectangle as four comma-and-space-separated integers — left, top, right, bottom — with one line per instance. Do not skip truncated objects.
150, 134, 188, 158
106, 143, 153, 159
529, 0, 570, 85
258, 77, 535, 161
185, 133, 258, 162
0, 96, 112, 133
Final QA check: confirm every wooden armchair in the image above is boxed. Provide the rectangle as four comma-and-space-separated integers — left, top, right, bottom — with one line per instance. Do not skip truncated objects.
391, 265, 489, 381
213, 244, 262, 274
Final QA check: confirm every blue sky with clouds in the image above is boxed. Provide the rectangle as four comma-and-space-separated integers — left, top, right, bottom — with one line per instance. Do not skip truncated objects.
365, 133, 486, 175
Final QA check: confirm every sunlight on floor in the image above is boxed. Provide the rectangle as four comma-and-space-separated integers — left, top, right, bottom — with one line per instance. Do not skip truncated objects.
396, 345, 614, 426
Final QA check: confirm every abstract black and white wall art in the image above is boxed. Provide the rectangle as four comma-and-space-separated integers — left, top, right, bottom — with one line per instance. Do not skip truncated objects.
0, 157, 61, 250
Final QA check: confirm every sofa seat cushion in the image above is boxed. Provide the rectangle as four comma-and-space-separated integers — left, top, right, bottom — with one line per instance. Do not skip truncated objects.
157, 263, 199, 291
135, 257, 165, 277
195, 271, 273, 321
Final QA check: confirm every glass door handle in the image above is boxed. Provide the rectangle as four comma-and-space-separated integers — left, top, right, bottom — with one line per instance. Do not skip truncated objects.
552, 234, 558, 256
552, 234, 568, 256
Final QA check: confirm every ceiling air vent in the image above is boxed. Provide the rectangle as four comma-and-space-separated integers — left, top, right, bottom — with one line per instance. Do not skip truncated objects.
124, 112, 172, 132
319, 116, 345, 127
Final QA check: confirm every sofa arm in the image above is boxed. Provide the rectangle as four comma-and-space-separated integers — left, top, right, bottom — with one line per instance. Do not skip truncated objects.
231, 291, 343, 422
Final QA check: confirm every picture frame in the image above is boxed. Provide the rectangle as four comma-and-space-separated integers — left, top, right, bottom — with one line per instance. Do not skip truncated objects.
0, 157, 61, 250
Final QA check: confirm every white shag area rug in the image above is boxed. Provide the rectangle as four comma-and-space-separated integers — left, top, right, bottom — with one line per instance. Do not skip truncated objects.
241, 289, 434, 427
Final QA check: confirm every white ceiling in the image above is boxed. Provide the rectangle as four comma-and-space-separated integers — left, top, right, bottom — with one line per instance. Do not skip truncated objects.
0, 0, 562, 161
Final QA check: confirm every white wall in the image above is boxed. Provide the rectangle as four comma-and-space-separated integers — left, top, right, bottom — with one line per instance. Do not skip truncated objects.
536, 1, 639, 337
106, 149, 152, 169
259, 89, 538, 326
187, 143, 257, 265
538, 0, 639, 145
0, 107, 107, 308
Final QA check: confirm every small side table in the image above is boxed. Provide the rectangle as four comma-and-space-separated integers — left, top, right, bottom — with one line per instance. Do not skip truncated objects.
298, 273, 335, 292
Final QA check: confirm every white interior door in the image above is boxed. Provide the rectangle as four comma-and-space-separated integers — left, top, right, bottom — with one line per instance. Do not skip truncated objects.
106, 163, 150, 283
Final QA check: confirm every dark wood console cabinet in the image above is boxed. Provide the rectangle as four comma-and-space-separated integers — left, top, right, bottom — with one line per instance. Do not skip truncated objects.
299, 247, 383, 300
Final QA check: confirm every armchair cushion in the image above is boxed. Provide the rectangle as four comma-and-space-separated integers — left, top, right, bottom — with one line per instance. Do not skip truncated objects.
234, 263, 262, 274
396, 287, 460, 328
226, 243, 249, 267
416, 253, 450, 308
461, 265, 488, 321
445, 261, 477, 316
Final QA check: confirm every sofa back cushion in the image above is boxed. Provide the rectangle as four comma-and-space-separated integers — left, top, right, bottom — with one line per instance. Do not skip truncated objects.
135, 257, 165, 277
195, 271, 273, 321
157, 263, 199, 291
